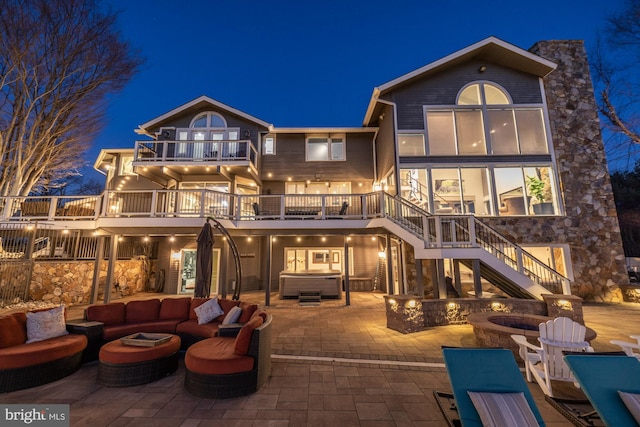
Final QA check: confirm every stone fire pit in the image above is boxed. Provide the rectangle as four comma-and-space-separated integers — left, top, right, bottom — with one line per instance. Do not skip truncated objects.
467, 312, 597, 361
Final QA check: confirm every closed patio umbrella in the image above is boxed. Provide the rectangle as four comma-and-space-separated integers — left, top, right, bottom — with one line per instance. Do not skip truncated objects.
195, 221, 215, 298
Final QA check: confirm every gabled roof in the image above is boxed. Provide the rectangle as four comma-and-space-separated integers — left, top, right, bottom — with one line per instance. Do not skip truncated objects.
136, 95, 272, 135
363, 36, 557, 125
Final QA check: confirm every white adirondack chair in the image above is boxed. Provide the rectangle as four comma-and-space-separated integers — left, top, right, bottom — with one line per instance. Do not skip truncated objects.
511, 317, 593, 397
610, 335, 640, 360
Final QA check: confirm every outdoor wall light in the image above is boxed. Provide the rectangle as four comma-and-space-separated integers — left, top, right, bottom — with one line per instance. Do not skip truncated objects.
555, 299, 573, 311
478, 66, 487, 72
406, 299, 417, 308
143, 236, 149, 242
171, 251, 180, 261
388, 298, 396, 305
378, 251, 386, 258
169, 236, 175, 242
244, 130, 251, 139
447, 302, 458, 309
247, 237, 252, 242
490, 302, 507, 312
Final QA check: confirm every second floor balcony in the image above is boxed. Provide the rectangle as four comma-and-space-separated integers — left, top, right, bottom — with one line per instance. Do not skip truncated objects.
134, 139, 257, 167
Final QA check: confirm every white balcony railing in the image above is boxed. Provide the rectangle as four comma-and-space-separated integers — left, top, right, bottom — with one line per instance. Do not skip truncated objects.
0, 190, 570, 295
134, 139, 257, 166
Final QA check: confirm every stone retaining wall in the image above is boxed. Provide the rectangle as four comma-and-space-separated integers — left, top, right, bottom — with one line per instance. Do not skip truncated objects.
29, 258, 152, 306
385, 294, 585, 333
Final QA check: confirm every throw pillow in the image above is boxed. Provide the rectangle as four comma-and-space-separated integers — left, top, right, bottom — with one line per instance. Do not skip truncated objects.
194, 297, 224, 325
25, 305, 69, 344
222, 306, 242, 325
467, 391, 540, 427
618, 391, 640, 424
234, 316, 263, 355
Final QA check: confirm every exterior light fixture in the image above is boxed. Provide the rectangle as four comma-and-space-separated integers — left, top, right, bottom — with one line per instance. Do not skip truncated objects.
378, 251, 386, 258
479, 66, 487, 72
171, 251, 181, 261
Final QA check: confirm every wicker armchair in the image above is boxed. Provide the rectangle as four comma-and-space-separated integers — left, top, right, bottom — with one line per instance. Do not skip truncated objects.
184, 313, 272, 399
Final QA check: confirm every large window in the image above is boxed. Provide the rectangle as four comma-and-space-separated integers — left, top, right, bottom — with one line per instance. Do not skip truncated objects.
286, 181, 351, 195
425, 83, 549, 155
398, 134, 425, 156
400, 165, 558, 216
306, 134, 345, 161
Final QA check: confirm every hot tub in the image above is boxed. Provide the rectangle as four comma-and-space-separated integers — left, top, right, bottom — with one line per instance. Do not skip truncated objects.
279, 270, 342, 299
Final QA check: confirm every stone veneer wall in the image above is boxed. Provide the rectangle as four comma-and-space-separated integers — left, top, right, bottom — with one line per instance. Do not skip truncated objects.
479, 41, 628, 302
29, 259, 151, 306
520, 40, 628, 301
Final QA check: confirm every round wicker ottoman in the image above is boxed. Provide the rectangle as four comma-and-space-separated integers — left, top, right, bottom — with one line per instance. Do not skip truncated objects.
98, 334, 181, 387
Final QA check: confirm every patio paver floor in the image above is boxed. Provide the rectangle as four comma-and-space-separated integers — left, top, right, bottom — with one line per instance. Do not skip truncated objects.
2, 292, 639, 426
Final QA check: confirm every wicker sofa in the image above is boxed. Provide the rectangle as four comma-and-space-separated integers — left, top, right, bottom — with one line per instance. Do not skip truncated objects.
0, 311, 88, 393
83, 297, 259, 350
185, 311, 272, 398
85, 297, 271, 398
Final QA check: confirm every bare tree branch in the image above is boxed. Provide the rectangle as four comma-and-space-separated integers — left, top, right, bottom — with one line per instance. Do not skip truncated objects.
0, 0, 142, 196
592, 0, 640, 169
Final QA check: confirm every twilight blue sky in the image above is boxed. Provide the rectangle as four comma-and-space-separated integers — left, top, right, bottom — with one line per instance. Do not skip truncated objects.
86, 0, 630, 181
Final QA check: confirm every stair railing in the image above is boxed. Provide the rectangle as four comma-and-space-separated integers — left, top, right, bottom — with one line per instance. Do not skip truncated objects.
381, 192, 571, 295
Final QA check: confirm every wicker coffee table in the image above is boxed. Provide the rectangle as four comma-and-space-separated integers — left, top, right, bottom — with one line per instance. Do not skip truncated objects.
98, 334, 181, 387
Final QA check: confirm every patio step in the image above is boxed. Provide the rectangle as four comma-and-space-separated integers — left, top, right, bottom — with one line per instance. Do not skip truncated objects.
298, 291, 321, 306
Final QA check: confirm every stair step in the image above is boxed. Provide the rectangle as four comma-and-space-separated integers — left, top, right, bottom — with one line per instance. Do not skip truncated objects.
298, 290, 321, 306
299, 295, 321, 301
299, 301, 321, 306
299, 291, 321, 297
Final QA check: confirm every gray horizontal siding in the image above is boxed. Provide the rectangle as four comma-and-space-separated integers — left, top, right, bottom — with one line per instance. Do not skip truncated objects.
260, 133, 375, 181
382, 59, 543, 130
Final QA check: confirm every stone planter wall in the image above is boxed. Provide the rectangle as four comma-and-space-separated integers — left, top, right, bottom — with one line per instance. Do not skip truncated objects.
384, 294, 585, 333
29, 259, 152, 306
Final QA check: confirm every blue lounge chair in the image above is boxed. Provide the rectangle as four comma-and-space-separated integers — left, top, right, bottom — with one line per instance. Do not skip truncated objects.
564, 354, 640, 427
438, 347, 546, 427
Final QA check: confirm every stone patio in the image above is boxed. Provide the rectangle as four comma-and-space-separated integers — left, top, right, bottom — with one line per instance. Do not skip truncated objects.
1, 292, 639, 426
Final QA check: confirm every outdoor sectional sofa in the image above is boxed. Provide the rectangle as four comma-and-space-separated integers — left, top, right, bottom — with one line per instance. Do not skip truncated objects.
82, 296, 271, 398
0, 310, 88, 393
83, 297, 259, 349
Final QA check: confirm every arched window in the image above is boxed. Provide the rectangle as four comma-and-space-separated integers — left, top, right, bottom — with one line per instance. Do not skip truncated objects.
190, 112, 227, 128
457, 82, 511, 105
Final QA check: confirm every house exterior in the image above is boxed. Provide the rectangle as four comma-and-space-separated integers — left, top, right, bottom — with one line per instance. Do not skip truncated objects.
0, 37, 629, 306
